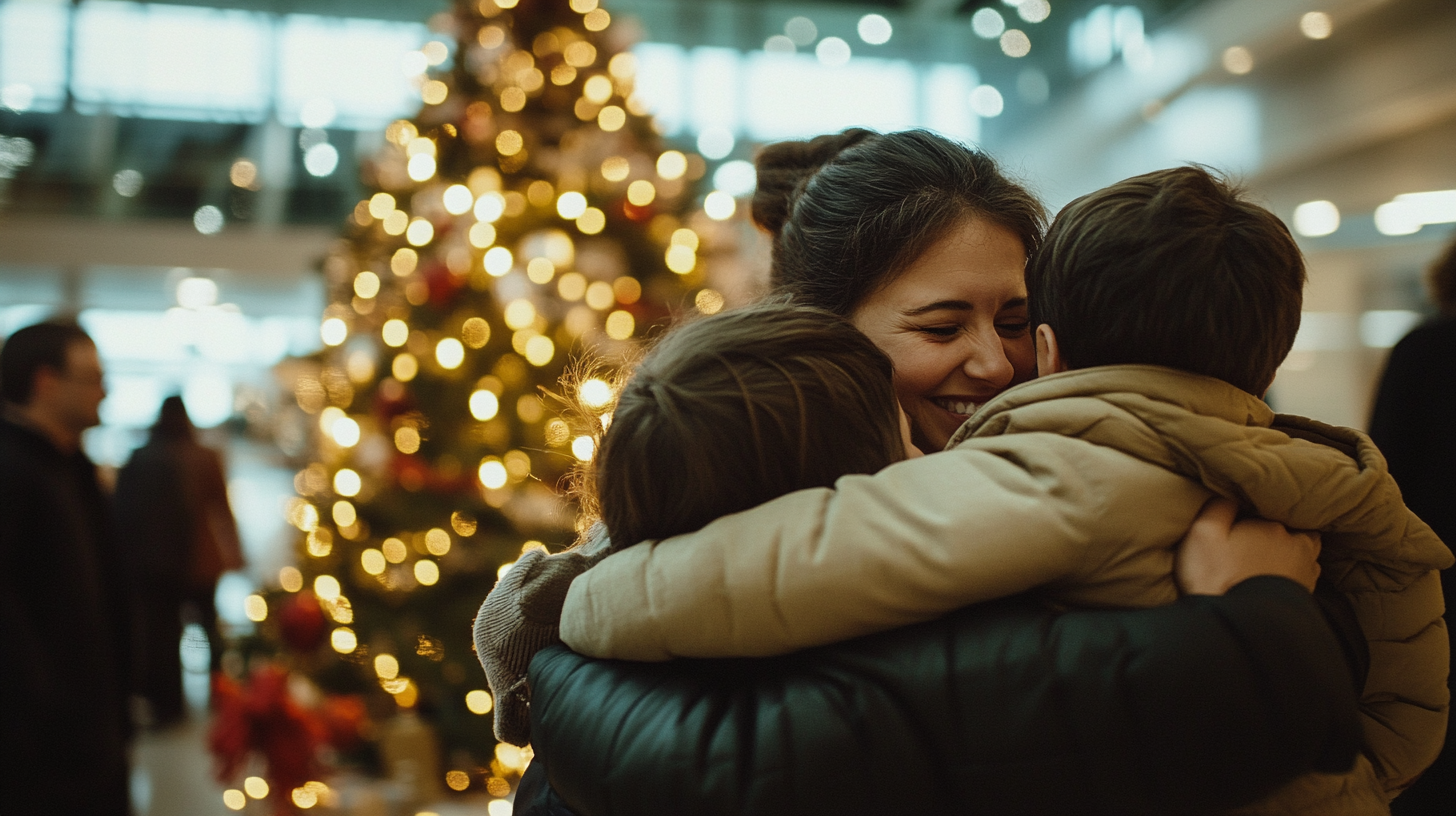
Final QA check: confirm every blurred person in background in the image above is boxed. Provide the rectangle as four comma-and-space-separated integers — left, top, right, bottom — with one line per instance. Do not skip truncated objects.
0, 321, 132, 816
114, 395, 243, 727
1371, 232, 1456, 815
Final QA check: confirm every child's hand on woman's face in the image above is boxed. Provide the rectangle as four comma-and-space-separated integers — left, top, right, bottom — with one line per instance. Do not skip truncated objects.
1176, 498, 1322, 595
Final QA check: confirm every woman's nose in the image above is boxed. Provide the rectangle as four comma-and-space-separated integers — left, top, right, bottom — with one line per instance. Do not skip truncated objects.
960, 329, 1015, 389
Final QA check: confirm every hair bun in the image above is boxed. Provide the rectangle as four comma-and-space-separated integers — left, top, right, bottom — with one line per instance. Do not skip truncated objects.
751, 129, 877, 237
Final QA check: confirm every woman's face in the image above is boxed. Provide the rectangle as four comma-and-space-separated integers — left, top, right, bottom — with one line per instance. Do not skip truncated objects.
851, 216, 1035, 452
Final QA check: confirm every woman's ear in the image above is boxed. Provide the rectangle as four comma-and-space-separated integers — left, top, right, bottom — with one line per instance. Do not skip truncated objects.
1035, 324, 1068, 376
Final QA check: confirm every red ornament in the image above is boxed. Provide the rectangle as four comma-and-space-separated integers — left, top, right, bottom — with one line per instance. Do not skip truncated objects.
210, 664, 327, 813
277, 591, 327, 653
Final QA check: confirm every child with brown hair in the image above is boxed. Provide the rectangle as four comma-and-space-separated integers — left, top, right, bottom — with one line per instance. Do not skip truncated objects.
474, 302, 915, 746
561, 167, 1452, 814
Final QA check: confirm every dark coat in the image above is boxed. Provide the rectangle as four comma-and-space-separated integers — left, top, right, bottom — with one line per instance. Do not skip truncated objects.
518, 577, 1362, 816
1370, 315, 1456, 815
0, 416, 131, 816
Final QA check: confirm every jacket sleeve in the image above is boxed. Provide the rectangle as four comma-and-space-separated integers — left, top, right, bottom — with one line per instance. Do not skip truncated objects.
561, 432, 1204, 660
527, 577, 1362, 816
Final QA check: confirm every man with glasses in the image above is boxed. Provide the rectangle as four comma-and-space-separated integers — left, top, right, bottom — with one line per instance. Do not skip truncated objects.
1, 321, 132, 816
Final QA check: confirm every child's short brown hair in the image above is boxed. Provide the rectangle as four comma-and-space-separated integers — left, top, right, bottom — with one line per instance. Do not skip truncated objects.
592, 303, 905, 549
1026, 166, 1305, 395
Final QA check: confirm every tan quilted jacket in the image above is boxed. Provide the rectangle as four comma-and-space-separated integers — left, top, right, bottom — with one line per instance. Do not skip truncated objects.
561, 365, 1450, 811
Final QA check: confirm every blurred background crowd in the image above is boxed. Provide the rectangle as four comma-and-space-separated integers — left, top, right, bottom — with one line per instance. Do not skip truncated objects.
1, 1, 1453, 815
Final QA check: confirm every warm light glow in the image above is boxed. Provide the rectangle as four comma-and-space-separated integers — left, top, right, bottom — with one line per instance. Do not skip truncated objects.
374, 653, 399, 680
407, 153, 437, 181
244, 594, 267, 622
585, 280, 616, 310
656, 150, 688, 180
597, 105, 626, 132
334, 469, 361, 497
391, 247, 418, 276
382, 319, 409, 347
504, 299, 537, 329
291, 787, 318, 809
393, 425, 420, 453
468, 222, 497, 249
280, 566, 304, 593
627, 180, 657, 206
230, 159, 258, 189
436, 337, 465, 369
527, 257, 556, 284
383, 538, 408, 563
466, 689, 494, 715
331, 417, 361, 447
415, 559, 440, 586
579, 378, 613, 409
666, 244, 696, 274
584, 8, 610, 32
563, 41, 597, 68
524, 335, 555, 366
670, 227, 700, 249
496, 130, 524, 156
462, 317, 491, 349
475, 192, 506, 222
613, 276, 642, 304
1293, 200, 1341, 237
479, 458, 508, 489
576, 207, 606, 234
361, 549, 386, 575
443, 184, 474, 215
392, 353, 419, 382
369, 192, 396, 219
704, 191, 736, 220
1222, 46, 1254, 75
468, 389, 501, 421
422, 80, 449, 106
484, 246, 514, 276
695, 288, 726, 314
331, 627, 357, 653
504, 450, 531, 481
332, 500, 356, 527
446, 770, 471, 792
406, 218, 435, 246
556, 191, 588, 219
425, 528, 451, 556
320, 317, 348, 346
584, 75, 614, 104
223, 789, 246, 810
605, 310, 635, 340
382, 210, 408, 235
495, 742, 529, 772
557, 272, 588, 301
1300, 11, 1333, 40
244, 777, 270, 799
569, 0, 598, 12
499, 86, 526, 112
353, 271, 380, 299
314, 574, 341, 601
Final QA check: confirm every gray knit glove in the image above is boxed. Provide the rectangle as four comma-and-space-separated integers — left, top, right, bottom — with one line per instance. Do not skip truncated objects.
473, 527, 610, 746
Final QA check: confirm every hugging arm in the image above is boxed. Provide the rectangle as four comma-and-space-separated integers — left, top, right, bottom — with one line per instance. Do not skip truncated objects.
561, 433, 1201, 660
523, 577, 1361, 816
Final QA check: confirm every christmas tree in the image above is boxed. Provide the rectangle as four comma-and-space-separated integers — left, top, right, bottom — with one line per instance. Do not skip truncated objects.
216, 0, 722, 809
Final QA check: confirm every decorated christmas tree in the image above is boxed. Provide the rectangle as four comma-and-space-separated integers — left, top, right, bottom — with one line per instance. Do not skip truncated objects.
215, 0, 724, 809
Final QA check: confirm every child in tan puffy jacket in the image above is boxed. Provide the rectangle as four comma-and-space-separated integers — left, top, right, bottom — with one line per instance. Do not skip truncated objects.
558, 168, 1451, 815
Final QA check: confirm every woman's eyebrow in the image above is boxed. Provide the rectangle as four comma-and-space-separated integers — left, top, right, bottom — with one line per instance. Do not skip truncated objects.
904, 299, 974, 316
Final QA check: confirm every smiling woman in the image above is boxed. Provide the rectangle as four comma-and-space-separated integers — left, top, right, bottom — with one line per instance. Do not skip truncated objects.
751, 128, 1045, 450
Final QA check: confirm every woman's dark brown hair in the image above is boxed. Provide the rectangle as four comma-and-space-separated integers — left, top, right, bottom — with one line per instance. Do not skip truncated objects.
752, 129, 1046, 316
591, 303, 905, 549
